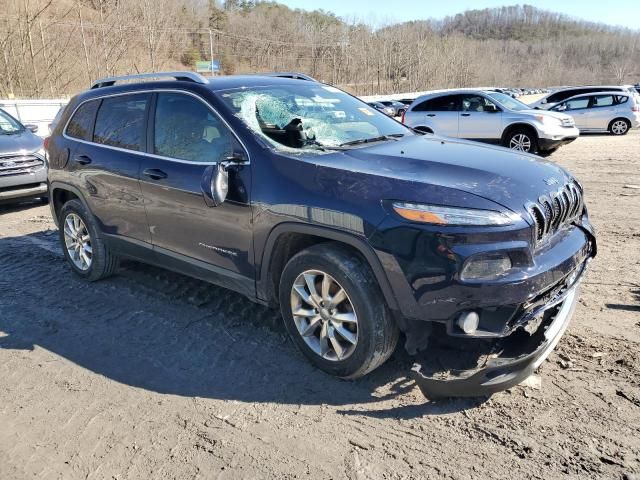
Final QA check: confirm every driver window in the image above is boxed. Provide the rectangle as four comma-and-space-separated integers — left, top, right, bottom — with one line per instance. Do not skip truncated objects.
461, 95, 498, 112
154, 93, 233, 162
565, 98, 590, 111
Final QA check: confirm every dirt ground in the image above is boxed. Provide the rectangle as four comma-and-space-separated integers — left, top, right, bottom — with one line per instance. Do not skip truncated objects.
1, 131, 639, 480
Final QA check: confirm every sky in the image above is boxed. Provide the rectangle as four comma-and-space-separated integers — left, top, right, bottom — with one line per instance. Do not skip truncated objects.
277, 0, 640, 30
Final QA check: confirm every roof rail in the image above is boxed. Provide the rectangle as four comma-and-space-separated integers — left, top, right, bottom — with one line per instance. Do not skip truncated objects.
91, 71, 209, 89
262, 72, 318, 82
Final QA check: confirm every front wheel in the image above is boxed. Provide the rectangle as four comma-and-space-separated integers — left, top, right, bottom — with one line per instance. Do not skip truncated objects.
505, 129, 538, 154
609, 118, 630, 136
279, 243, 399, 379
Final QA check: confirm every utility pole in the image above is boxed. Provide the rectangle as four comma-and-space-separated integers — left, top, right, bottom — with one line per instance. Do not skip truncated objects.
208, 29, 214, 76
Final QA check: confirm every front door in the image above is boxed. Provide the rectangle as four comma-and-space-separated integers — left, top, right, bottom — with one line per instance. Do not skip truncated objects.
563, 97, 591, 130
138, 91, 253, 280
457, 94, 503, 140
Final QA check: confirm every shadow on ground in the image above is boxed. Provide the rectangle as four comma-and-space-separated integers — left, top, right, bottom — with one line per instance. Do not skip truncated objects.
0, 232, 484, 417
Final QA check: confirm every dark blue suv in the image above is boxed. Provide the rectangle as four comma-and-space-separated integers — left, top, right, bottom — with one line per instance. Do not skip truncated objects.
46, 72, 596, 398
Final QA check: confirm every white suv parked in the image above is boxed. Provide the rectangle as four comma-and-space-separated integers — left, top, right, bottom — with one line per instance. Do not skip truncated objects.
549, 91, 640, 136
402, 90, 579, 155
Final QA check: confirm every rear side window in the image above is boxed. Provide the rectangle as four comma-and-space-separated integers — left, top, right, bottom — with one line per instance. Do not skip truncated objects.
93, 94, 149, 151
153, 92, 234, 163
66, 100, 99, 141
592, 95, 614, 107
413, 95, 458, 112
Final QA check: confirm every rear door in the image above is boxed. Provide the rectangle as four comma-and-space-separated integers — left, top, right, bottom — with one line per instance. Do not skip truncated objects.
586, 94, 617, 130
64, 93, 151, 243
457, 94, 503, 140
410, 95, 460, 137
138, 91, 253, 280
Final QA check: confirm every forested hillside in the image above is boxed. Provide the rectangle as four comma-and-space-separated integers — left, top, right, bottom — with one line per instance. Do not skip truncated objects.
1, 1, 638, 98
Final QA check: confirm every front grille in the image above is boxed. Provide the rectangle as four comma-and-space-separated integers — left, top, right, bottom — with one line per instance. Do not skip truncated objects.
528, 182, 583, 243
0, 154, 45, 177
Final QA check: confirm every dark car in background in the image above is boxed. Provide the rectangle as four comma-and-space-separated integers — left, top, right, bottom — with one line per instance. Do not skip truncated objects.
366, 101, 396, 116
0, 108, 47, 204
46, 71, 596, 398
378, 100, 407, 117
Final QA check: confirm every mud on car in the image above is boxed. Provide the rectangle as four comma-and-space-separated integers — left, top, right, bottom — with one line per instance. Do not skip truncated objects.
45, 72, 596, 398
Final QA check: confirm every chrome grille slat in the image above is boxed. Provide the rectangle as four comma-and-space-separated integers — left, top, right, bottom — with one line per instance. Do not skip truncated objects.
0, 155, 44, 176
528, 182, 583, 245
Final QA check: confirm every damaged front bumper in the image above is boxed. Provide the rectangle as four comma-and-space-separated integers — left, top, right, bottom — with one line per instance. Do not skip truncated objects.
410, 260, 587, 399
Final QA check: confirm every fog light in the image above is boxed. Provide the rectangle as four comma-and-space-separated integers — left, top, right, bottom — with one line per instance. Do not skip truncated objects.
461, 254, 512, 280
457, 311, 480, 334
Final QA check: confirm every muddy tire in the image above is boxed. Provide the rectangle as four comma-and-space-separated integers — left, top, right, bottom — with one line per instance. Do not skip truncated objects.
58, 199, 119, 281
279, 243, 399, 379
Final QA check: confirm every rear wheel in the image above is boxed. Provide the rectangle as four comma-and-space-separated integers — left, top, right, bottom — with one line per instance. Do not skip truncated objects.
59, 199, 119, 281
609, 118, 630, 136
279, 243, 399, 379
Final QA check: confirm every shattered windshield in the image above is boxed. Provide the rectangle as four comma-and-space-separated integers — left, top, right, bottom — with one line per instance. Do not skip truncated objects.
218, 84, 411, 152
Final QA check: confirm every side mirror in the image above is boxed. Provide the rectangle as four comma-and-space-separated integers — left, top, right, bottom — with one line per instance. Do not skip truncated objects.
541, 99, 547, 104
557, 105, 567, 112
202, 163, 229, 207
25, 124, 38, 133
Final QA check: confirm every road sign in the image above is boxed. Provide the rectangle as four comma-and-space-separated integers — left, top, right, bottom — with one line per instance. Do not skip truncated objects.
196, 60, 221, 73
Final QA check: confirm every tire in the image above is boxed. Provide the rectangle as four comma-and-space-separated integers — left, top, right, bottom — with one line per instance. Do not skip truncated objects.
609, 118, 630, 136
504, 128, 538, 154
58, 199, 119, 281
279, 243, 399, 379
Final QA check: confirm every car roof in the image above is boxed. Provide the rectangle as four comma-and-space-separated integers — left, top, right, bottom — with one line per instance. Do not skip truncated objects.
409, 89, 494, 106
561, 91, 633, 101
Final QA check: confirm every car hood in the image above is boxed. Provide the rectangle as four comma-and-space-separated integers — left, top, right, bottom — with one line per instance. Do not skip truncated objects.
0, 130, 42, 156
326, 135, 574, 218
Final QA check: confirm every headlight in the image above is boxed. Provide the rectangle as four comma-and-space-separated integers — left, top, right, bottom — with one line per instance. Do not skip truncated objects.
35, 147, 47, 164
535, 115, 562, 126
392, 202, 519, 226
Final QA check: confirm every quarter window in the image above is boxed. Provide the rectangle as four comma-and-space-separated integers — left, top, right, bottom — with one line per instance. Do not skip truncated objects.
93, 94, 149, 151
153, 92, 234, 162
66, 100, 99, 141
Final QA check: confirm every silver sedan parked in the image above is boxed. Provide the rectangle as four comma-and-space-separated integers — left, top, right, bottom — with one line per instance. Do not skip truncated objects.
549, 91, 640, 135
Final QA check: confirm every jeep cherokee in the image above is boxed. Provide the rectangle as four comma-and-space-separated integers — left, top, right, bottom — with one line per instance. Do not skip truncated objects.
46, 72, 596, 398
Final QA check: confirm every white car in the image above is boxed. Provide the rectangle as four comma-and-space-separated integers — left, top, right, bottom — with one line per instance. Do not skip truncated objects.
528, 85, 638, 110
402, 89, 579, 155
549, 91, 640, 135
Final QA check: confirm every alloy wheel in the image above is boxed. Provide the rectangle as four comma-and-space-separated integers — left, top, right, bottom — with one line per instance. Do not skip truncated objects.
612, 120, 628, 135
509, 133, 532, 152
63, 213, 92, 271
290, 269, 358, 361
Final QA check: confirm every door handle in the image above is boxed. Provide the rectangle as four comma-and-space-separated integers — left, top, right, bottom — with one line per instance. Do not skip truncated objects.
142, 168, 168, 180
72, 154, 92, 165
426, 114, 436, 117
461, 113, 471, 117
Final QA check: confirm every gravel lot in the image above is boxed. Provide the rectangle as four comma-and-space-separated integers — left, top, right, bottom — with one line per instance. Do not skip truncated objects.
1, 131, 639, 480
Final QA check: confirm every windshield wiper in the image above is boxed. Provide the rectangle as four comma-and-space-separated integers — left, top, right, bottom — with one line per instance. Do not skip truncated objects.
339, 134, 404, 147
302, 140, 348, 152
